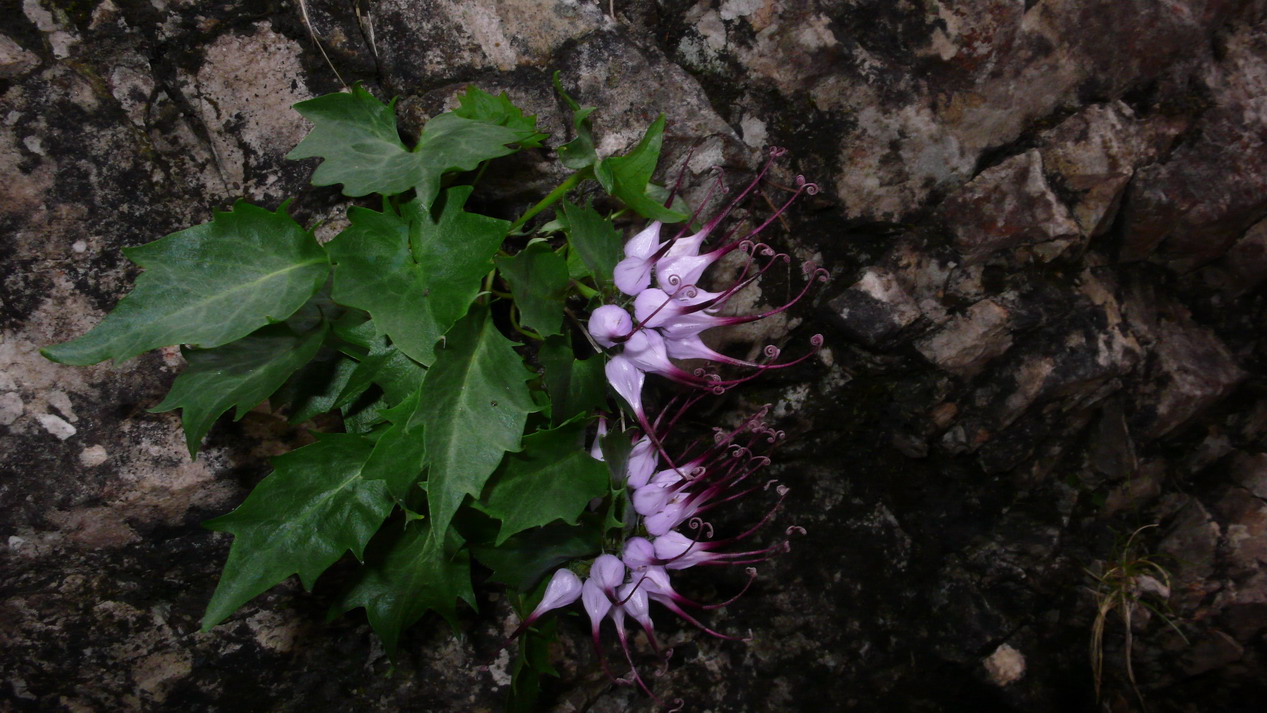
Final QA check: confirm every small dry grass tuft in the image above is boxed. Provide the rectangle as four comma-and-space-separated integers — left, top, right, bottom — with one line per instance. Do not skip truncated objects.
1086, 524, 1188, 712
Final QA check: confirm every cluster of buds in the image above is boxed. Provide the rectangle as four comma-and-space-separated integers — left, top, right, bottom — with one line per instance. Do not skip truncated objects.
510, 150, 825, 704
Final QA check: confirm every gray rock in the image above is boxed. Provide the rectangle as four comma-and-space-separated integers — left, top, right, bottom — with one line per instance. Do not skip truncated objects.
1199, 216, 1267, 297
1038, 102, 1177, 238
0, 32, 40, 79
1123, 283, 1245, 439
1120, 21, 1267, 269
826, 266, 923, 348
915, 298, 1013, 378
935, 150, 1082, 265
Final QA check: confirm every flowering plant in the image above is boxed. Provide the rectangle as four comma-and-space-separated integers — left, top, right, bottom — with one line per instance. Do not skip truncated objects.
42, 76, 823, 709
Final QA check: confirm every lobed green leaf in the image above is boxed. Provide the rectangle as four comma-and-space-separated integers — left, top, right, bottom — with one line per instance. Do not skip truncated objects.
334, 519, 475, 654
595, 115, 687, 223
290, 84, 547, 206
471, 519, 604, 591
483, 418, 609, 546
561, 199, 621, 287
411, 305, 538, 540
551, 72, 598, 170
361, 392, 427, 502
201, 434, 394, 630
413, 112, 543, 210
539, 336, 607, 427
326, 187, 508, 366
453, 86, 547, 148
42, 202, 328, 365
494, 242, 569, 337
287, 85, 418, 197
153, 322, 327, 456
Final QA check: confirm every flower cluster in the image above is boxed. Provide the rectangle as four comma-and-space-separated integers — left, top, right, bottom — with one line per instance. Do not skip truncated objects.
513, 150, 825, 703
588, 151, 826, 437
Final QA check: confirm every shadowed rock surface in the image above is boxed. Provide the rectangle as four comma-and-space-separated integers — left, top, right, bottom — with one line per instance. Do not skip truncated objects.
4, 1, 1267, 711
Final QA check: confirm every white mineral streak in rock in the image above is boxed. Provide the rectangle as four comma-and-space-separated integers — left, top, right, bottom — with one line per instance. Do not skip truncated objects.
22, 135, 44, 156
131, 648, 192, 703
983, 643, 1026, 686
719, 0, 763, 22
488, 648, 513, 686
0, 33, 40, 79
46, 389, 76, 421
247, 610, 301, 654
37, 412, 76, 440
0, 391, 22, 426
446, 0, 518, 70
79, 445, 108, 467
740, 115, 768, 147
190, 23, 311, 196
22, 0, 78, 60
916, 299, 1013, 378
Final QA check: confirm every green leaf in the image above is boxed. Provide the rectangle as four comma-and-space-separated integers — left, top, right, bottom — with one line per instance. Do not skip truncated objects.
332, 340, 426, 411
43, 202, 328, 365
361, 392, 427, 501
334, 519, 474, 654
201, 434, 393, 629
152, 322, 327, 456
412, 305, 538, 539
413, 112, 543, 210
276, 352, 359, 423
539, 336, 607, 426
326, 188, 508, 365
289, 84, 548, 206
494, 242, 568, 336
508, 616, 558, 713
453, 86, 547, 148
483, 419, 609, 546
595, 116, 686, 223
287, 85, 418, 198
551, 72, 598, 170
561, 199, 621, 287
471, 519, 603, 590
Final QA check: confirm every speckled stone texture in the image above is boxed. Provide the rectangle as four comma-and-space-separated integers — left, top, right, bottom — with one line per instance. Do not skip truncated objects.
4, 1, 1267, 712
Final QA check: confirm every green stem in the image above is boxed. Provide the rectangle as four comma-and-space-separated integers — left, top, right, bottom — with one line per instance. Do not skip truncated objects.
509, 303, 545, 341
510, 170, 587, 232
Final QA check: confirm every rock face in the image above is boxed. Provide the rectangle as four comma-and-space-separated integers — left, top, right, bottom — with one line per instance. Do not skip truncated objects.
4, 1, 1267, 712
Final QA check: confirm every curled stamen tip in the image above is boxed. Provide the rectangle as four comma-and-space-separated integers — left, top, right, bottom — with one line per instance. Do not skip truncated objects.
667, 698, 686, 713
776, 484, 790, 496
763, 344, 781, 359
763, 479, 780, 490
769, 146, 787, 157
810, 333, 825, 347
786, 525, 807, 536
745, 567, 758, 576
